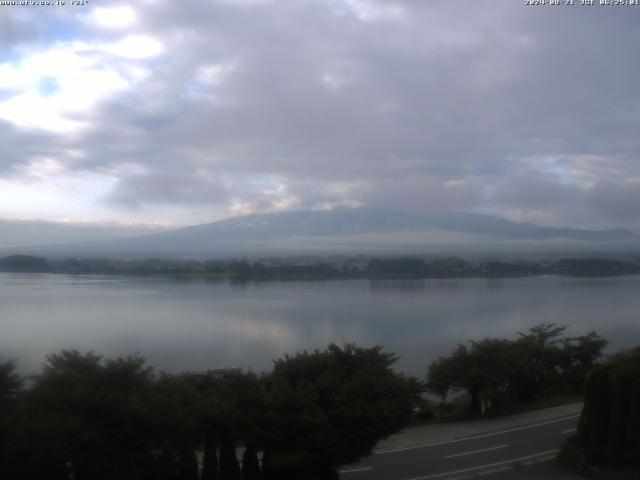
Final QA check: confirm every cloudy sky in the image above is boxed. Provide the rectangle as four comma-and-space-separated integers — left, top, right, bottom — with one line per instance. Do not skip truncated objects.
1, 0, 639, 233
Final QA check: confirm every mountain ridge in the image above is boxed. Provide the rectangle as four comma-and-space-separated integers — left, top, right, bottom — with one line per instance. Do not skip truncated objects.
142, 207, 637, 242
1, 207, 637, 259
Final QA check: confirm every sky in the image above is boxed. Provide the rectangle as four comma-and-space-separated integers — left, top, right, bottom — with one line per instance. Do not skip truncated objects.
1, 0, 640, 234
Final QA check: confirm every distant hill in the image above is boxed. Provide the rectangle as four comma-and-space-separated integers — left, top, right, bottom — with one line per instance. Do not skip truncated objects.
1, 207, 638, 259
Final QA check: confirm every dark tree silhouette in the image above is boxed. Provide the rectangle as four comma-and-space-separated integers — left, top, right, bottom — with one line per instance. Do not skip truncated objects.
202, 436, 218, 480
177, 448, 199, 480
219, 436, 241, 480
1, 343, 419, 479
241, 443, 261, 480
25, 351, 156, 479
0, 255, 49, 272
427, 325, 608, 415
576, 347, 640, 468
261, 343, 420, 477
0, 360, 22, 477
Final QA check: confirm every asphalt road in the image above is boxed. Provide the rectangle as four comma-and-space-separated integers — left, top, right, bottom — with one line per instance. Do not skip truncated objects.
338, 414, 579, 480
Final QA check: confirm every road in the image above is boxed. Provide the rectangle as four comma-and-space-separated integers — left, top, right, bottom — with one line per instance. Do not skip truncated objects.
338, 414, 579, 480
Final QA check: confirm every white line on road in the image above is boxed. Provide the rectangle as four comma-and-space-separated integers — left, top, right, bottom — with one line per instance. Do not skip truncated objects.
562, 428, 577, 434
338, 466, 373, 474
443, 444, 508, 459
375, 415, 579, 455
404, 449, 559, 480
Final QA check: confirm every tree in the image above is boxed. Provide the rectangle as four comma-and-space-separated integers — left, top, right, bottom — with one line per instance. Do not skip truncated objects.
219, 436, 241, 480
427, 340, 516, 415
260, 344, 420, 478
426, 353, 461, 402
0, 255, 49, 272
26, 350, 155, 480
242, 444, 261, 480
186, 368, 264, 478
576, 347, 640, 468
427, 325, 608, 415
201, 436, 218, 480
147, 373, 202, 479
514, 323, 567, 397
560, 331, 609, 391
0, 360, 22, 476
177, 448, 199, 480
465, 339, 517, 414
0, 360, 21, 400
427, 340, 517, 415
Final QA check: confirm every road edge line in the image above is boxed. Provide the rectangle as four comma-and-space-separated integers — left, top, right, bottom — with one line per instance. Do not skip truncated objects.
375, 415, 579, 455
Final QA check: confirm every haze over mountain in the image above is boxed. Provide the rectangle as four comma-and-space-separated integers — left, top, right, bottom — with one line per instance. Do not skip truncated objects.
4, 207, 637, 259
0, 219, 169, 249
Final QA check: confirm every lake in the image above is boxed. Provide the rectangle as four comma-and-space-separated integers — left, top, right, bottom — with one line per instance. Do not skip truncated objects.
1, 273, 639, 376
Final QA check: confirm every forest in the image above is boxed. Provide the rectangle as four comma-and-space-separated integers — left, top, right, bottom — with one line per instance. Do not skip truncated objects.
2, 254, 640, 279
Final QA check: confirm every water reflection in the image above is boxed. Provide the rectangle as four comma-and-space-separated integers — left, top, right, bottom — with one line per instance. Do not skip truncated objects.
369, 279, 426, 294
1, 273, 639, 376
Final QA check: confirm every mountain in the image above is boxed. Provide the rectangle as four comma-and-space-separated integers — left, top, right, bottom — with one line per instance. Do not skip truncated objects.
124, 207, 637, 242
2, 207, 638, 259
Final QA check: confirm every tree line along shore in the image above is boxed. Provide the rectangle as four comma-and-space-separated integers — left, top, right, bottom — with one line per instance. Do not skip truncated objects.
2, 254, 640, 278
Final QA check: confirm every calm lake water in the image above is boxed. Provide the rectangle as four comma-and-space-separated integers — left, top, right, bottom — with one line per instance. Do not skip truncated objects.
1, 272, 639, 376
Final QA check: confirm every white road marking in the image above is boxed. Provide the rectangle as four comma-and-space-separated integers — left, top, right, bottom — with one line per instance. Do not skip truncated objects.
338, 466, 373, 474
443, 444, 508, 459
375, 414, 579, 455
562, 428, 577, 434
404, 449, 559, 480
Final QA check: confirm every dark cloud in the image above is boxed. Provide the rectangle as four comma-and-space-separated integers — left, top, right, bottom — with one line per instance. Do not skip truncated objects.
2, 1, 640, 230
0, 11, 36, 55
0, 120, 64, 173
587, 180, 640, 223
106, 172, 228, 209
359, 176, 484, 215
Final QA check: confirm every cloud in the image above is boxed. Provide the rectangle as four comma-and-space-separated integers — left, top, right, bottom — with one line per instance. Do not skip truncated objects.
106, 172, 229, 209
85, 6, 138, 29
587, 180, 640, 223
0, 218, 167, 249
99, 35, 163, 59
0, 37, 157, 132
0, 1, 639, 231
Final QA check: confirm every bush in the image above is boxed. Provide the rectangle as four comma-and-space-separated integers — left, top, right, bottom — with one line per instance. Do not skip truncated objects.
556, 437, 588, 472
